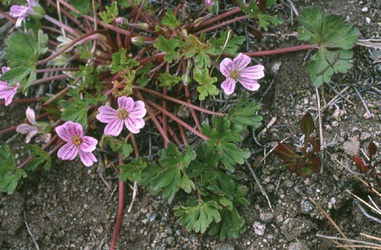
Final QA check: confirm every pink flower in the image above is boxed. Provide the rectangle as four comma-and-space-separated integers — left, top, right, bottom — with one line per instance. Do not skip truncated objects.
96, 96, 146, 136
220, 53, 265, 95
205, 0, 213, 6
10, 0, 39, 27
56, 121, 98, 167
16, 107, 51, 143
0, 67, 19, 106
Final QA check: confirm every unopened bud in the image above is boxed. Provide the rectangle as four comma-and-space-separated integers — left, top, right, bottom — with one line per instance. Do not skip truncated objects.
131, 37, 144, 46
115, 17, 129, 28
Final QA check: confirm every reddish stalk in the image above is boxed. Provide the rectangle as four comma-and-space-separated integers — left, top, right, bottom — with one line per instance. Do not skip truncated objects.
146, 100, 209, 141
110, 154, 125, 250
37, 30, 105, 65
184, 85, 202, 131
31, 75, 68, 86
190, 7, 242, 30
134, 91, 170, 145
36, 68, 78, 73
0, 97, 42, 105
245, 44, 319, 57
134, 86, 224, 117
195, 15, 248, 35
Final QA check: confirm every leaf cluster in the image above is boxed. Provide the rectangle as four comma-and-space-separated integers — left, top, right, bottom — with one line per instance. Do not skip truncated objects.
120, 99, 262, 239
353, 141, 381, 192
0, 143, 27, 194
297, 7, 361, 86
240, 0, 283, 31
2, 29, 48, 92
273, 112, 321, 178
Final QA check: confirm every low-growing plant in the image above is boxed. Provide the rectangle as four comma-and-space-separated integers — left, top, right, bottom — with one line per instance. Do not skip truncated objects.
354, 141, 381, 191
0, 0, 360, 247
273, 112, 321, 178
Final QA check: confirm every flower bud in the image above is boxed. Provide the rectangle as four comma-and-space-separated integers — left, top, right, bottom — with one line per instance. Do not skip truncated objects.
131, 37, 144, 46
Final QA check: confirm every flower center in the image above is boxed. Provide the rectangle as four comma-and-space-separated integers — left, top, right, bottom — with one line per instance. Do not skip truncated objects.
118, 109, 129, 119
72, 135, 82, 146
229, 70, 240, 80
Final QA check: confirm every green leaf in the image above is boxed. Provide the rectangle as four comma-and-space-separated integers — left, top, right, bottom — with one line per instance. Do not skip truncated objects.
158, 72, 181, 90
148, 143, 196, 203
2, 29, 45, 89
202, 116, 251, 172
99, 2, 119, 24
136, 63, 152, 87
257, 13, 283, 31
103, 137, 133, 158
179, 175, 196, 194
209, 31, 245, 55
194, 67, 219, 100
228, 98, 262, 130
297, 7, 360, 86
153, 36, 181, 62
119, 158, 148, 182
175, 200, 222, 234
208, 206, 245, 240
162, 9, 180, 30
0, 142, 27, 194
298, 7, 360, 50
111, 48, 140, 74
306, 48, 353, 87
25, 145, 52, 171
182, 35, 213, 67
69, 0, 92, 14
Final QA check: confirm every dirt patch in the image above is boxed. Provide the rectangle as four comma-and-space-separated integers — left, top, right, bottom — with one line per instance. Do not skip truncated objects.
1, 0, 381, 249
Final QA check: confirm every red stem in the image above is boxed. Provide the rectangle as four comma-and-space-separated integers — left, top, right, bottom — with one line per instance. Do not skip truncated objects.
110, 155, 125, 250
195, 15, 249, 35
0, 97, 42, 105
245, 44, 319, 57
134, 86, 224, 117
37, 30, 105, 65
134, 90, 170, 145
146, 100, 209, 141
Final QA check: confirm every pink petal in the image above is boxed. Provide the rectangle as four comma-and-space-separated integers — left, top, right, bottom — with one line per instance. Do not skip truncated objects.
118, 96, 134, 111
26, 106, 36, 125
78, 151, 97, 167
0, 82, 19, 106
232, 53, 251, 71
25, 130, 38, 143
221, 77, 236, 95
56, 121, 83, 142
128, 101, 147, 118
125, 117, 145, 134
80, 136, 98, 152
104, 118, 124, 136
96, 106, 118, 123
10, 5, 28, 17
1, 67, 10, 74
219, 58, 235, 77
57, 142, 79, 161
240, 65, 265, 79
238, 78, 260, 91
16, 123, 36, 134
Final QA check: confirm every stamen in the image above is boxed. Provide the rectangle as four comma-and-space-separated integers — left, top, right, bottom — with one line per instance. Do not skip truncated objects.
118, 109, 129, 119
72, 135, 82, 145
229, 70, 240, 80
